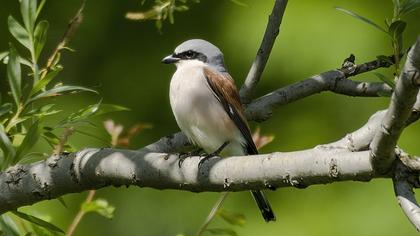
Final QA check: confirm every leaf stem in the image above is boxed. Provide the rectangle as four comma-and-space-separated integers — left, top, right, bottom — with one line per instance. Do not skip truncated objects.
196, 192, 229, 236
40, 0, 85, 80
5, 104, 23, 133
65, 190, 96, 236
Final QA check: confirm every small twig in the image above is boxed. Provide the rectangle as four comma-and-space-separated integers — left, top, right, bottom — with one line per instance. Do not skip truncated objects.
370, 36, 420, 173
196, 192, 229, 236
53, 127, 75, 155
40, 0, 86, 79
339, 54, 395, 77
240, 0, 288, 103
65, 190, 96, 236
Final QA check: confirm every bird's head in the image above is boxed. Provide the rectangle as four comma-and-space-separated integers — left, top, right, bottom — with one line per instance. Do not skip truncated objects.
162, 39, 226, 71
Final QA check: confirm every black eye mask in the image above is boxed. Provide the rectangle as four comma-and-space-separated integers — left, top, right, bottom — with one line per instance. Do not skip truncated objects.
175, 50, 208, 62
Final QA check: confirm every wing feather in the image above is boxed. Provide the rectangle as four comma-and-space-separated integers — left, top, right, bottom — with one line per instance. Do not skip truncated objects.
203, 67, 258, 155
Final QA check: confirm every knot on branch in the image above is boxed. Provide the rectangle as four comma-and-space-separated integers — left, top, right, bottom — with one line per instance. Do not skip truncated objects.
4, 165, 27, 186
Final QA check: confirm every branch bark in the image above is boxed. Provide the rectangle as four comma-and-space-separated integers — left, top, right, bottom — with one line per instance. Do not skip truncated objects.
240, 0, 288, 103
245, 55, 394, 121
393, 158, 420, 232
371, 36, 420, 173
0, 146, 376, 214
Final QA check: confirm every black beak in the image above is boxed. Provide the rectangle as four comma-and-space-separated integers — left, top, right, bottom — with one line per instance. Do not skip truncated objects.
162, 54, 180, 64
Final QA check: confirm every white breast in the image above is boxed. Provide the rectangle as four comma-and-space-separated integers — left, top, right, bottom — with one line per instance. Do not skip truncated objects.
169, 61, 245, 156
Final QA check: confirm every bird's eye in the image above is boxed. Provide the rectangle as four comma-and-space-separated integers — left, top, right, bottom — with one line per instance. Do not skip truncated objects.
184, 50, 195, 59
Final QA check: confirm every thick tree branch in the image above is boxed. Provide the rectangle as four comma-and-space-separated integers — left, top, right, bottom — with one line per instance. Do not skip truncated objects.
371, 36, 420, 173
240, 0, 288, 103
0, 146, 377, 214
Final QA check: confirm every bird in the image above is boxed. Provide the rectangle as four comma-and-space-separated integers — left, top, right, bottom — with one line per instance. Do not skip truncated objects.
162, 39, 276, 222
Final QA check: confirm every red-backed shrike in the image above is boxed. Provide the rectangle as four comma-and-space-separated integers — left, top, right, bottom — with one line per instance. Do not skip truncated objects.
162, 39, 275, 222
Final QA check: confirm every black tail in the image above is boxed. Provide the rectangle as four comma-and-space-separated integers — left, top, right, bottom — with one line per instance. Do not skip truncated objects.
251, 190, 276, 222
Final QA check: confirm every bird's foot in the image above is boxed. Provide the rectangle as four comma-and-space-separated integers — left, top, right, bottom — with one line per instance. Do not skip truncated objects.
198, 141, 229, 168
178, 148, 203, 168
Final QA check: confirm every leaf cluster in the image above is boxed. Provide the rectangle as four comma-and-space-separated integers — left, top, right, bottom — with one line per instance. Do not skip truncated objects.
336, 0, 420, 96
0, 1, 123, 235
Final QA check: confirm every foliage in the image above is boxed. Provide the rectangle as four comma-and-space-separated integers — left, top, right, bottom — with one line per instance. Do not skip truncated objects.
81, 199, 115, 219
125, 0, 247, 30
0, 0, 126, 235
336, 0, 420, 91
11, 211, 64, 234
126, 0, 201, 30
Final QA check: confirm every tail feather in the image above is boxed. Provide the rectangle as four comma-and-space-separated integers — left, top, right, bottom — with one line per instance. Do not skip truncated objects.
251, 190, 276, 222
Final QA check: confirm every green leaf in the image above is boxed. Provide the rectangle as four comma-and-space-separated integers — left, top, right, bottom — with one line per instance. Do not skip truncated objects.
19, 55, 33, 68
17, 152, 47, 164
26, 104, 61, 117
7, 45, 22, 106
217, 209, 246, 226
0, 51, 9, 62
57, 197, 68, 209
388, 20, 406, 39
36, 0, 47, 19
26, 85, 97, 105
61, 102, 129, 126
335, 7, 387, 34
42, 132, 60, 148
0, 215, 20, 236
51, 52, 61, 68
15, 121, 41, 163
74, 129, 111, 145
374, 72, 396, 88
7, 116, 31, 129
90, 104, 130, 117
12, 211, 64, 234
0, 103, 12, 118
81, 199, 115, 219
20, 0, 37, 32
206, 228, 238, 236
399, 0, 420, 16
34, 20, 49, 60
29, 223, 55, 236
393, 0, 401, 17
0, 124, 16, 168
31, 66, 63, 96
8, 15, 31, 50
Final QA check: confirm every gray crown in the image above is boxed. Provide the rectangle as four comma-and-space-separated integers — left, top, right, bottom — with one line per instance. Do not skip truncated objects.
174, 39, 226, 71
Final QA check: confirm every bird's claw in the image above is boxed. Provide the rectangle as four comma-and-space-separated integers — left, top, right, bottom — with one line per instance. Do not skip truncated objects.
178, 148, 203, 168
197, 141, 229, 169
198, 153, 217, 169
178, 154, 188, 168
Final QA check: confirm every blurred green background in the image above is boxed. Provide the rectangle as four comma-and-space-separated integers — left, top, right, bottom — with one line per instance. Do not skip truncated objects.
1, 0, 420, 235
